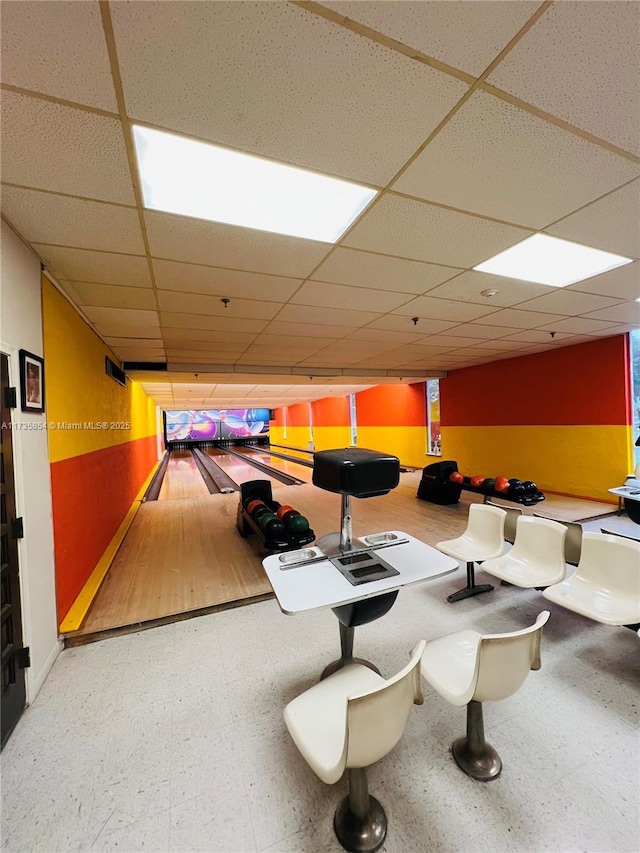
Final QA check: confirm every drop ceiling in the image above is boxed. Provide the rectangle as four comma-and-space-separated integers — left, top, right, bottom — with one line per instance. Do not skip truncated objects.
1, 1, 638, 410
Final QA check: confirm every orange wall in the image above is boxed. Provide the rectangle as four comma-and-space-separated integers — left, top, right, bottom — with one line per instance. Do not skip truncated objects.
42, 279, 157, 623
440, 336, 631, 501
271, 384, 430, 467
312, 395, 349, 426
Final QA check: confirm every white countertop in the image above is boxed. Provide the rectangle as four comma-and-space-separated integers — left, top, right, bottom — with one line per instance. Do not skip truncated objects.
608, 484, 640, 502
262, 530, 458, 615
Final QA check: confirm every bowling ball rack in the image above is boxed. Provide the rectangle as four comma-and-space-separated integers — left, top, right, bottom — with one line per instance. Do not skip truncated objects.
236, 479, 315, 553
418, 460, 545, 507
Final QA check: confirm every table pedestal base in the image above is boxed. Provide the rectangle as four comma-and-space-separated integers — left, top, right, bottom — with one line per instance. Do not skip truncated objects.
321, 623, 381, 680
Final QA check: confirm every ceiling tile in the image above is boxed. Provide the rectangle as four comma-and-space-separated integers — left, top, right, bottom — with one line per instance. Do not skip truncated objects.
581, 303, 640, 324
513, 290, 625, 316
311, 247, 462, 295
152, 259, 301, 302
422, 270, 552, 307
392, 295, 498, 322
159, 312, 268, 334
344, 194, 531, 267
115, 348, 166, 361
275, 305, 381, 328
2, 187, 144, 254
165, 350, 245, 360
546, 180, 640, 258
349, 328, 425, 345
584, 323, 639, 336
250, 335, 335, 351
1, 1, 117, 110
320, 1, 540, 77
472, 308, 569, 329
487, 1, 640, 154
542, 317, 623, 334
261, 321, 358, 339
393, 91, 639, 228
469, 339, 534, 351
106, 336, 163, 348
83, 307, 161, 337
111, 0, 467, 185
498, 330, 577, 344
69, 283, 156, 311
565, 262, 640, 301
161, 328, 258, 346
435, 324, 524, 340
157, 291, 280, 320
366, 315, 458, 335
290, 281, 413, 312
162, 334, 249, 355
32, 245, 151, 287
145, 211, 330, 278
1, 92, 134, 204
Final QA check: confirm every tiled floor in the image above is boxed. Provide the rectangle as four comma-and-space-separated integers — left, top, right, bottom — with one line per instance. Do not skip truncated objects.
2, 564, 639, 852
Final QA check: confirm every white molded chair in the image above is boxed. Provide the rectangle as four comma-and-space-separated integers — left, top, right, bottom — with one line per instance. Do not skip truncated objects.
436, 503, 507, 603
534, 513, 583, 566
284, 640, 426, 853
481, 516, 568, 588
420, 611, 550, 780
484, 500, 523, 544
543, 532, 640, 627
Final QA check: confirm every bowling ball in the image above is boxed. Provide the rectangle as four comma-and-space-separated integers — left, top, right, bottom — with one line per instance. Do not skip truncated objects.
259, 512, 278, 531
470, 476, 484, 488
510, 483, 526, 500
449, 471, 464, 484
522, 481, 537, 495
508, 478, 522, 487
246, 499, 262, 514
263, 518, 286, 539
253, 506, 271, 523
482, 478, 496, 492
288, 514, 310, 534
282, 509, 300, 524
276, 505, 295, 520
495, 476, 510, 493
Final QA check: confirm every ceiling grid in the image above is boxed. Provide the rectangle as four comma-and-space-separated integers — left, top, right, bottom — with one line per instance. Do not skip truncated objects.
1, 0, 638, 409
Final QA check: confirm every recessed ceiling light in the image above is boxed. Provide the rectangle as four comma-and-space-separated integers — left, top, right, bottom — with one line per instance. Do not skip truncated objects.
480, 288, 499, 298
473, 233, 633, 287
133, 125, 378, 243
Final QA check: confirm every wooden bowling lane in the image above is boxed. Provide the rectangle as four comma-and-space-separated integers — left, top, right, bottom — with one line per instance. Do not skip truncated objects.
204, 448, 281, 484
158, 450, 210, 500
234, 447, 314, 482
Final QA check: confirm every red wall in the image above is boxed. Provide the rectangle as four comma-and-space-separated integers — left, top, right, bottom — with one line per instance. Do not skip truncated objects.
50, 435, 157, 622
442, 337, 630, 427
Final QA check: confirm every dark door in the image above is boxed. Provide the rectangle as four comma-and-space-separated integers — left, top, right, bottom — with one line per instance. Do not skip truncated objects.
1, 353, 27, 748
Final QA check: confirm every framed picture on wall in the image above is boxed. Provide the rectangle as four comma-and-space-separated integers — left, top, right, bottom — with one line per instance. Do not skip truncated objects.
19, 349, 45, 413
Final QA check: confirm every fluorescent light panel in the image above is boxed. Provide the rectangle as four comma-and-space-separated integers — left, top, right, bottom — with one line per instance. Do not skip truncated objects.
473, 233, 633, 287
133, 126, 377, 243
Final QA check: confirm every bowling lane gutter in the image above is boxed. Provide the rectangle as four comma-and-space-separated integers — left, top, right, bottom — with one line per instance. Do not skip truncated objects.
143, 450, 170, 501
259, 447, 314, 468
220, 447, 305, 486
192, 448, 239, 493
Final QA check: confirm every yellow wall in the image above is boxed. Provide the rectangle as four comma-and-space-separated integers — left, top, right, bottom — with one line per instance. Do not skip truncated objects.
311, 426, 352, 451
42, 279, 156, 463
443, 425, 628, 502
270, 425, 309, 451
356, 427, 428, 468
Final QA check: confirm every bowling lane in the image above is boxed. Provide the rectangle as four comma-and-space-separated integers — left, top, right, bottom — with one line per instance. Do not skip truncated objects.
204, 449, 281, 485
235, 448, 314, 482
159, 450, 210, 500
